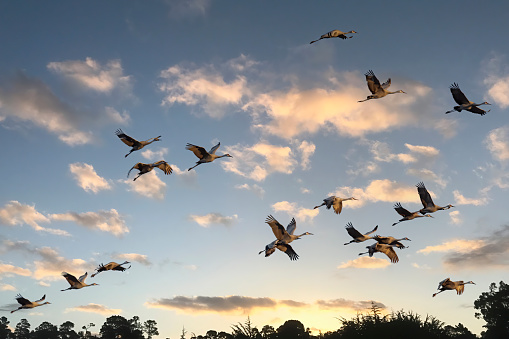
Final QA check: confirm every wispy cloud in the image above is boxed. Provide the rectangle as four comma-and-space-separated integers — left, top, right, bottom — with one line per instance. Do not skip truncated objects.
0, 72, 93, 145
235, 183, 265, 197
69, 163, 111, 193
449, 210, 462, 225
47, 57, 132, 94
485, 126, 509, 162
50, 209, 129, 237
125, 171, 167, 200
418, 239, 485, 254
146, 295, 385, 315
142, 148, 169, 161
0, 262, 31, 278
0, 201, 69, 236
66, 303, 121, 315
337, 257, 392, 269
452, 190, 489, 206
271, 201, 318, 222
113, 253, 151, 266
483, 53, 509, 108
334, 179, 419, 208
189, 213, 238, 227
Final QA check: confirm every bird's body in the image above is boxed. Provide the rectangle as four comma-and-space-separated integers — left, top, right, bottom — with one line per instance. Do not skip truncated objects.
61, 272, 99, 291
344, 222, 378, 245
359, 243, 399, 263
392, 202, 433, 226
310, 29, 357, 44
358, 70, 405, 102
416, 182, 454, 214
432, 278, 475, 297
313, 196, 357, 215
260, 215, 313, 260
258, 240, 299, 261
446, 83, 490, 115
115, 129, 161, 157
11, 294, 50, 313
128, 161, 173, 181
186, 142, 232, 171
91, 261, 131, 277
372, 235, 410, 249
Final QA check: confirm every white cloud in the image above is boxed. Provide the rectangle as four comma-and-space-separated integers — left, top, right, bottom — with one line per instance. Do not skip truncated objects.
234, 183, 265, 197
0, 201, 69, 236
113, 253, 151, 266
334, 179, 418, 208
50, 209, 128, 237
271, 201, 319, 222
171, 164, 198, 185
297, 140, 316, 170
449, 210, 462, 225
0, 263, 31, 278
125, 171, 167, 200
452, 190, 489, 206
189, 213, 238, 227
222, 142, 298, 181
0, 283, 16, 291
0, 73, 93, 145
485, 126, 509, 162
418, 239, 485, 254
105, 106, 130, 124
337, 257, 391, 269
69, 163, 111, 193
47, 57, 132, 93
483, 53, 509, 108
159, 62, 249, 118
142, 148, 168, 161
66, 303, 121, 315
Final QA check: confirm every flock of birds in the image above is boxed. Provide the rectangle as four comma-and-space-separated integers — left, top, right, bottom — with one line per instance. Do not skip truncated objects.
11, 28, 482, 315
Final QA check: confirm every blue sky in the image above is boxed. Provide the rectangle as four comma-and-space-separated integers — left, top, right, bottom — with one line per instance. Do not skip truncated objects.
1, 0, 509, 337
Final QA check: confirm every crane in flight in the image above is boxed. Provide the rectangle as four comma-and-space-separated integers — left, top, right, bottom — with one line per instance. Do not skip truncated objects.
372, 235, 410, 249
446, 83, 490, 115
313, 196, 357, 215
392, 202, 433, 226
310, 29, 357, 44
432, 278, 475, 297
258, 239, 299, 261
128, 161, 173, 181
344, 222, 378, 245
61, 272, 99, 291
91, 261, 131, 277
11, 294, 50, 313
416, 182, 454, 214
358, 70, 405, 102
186, 142, 232, 171
115, 129, 161, 157
358, 243, 399, 263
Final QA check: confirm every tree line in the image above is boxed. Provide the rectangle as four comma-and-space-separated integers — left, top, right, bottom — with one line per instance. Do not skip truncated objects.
1, 281, 507, 339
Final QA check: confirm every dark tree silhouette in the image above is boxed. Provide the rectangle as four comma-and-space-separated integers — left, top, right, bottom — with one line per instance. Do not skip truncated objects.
31, 321, 58, 339
444, 323, 477, 339
100, 315, 144, 339
0, 317, 11, 339
474, 280, 509, 338
276, 320, 309, 339
59, 321, 79, 339
143, 320, 159, 339
13, 319, 30, 339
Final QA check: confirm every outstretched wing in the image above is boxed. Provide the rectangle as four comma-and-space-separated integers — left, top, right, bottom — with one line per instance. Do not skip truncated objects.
78, 272, 88, 283
467, 105, 488, 115
376, 244, 399, 263
332, 198, 343, 214
364, 225, 379, 235
127, 163, 142, 178
186, 143, 208, 159
345, 222, 363, 239
286, 218, 297, 235
416, 182, 435, 209
437, 278, 450, 289
116, 129, 140, 147
154, 161, 173, 175
394, 203, 412, 217
34, 295, 46, 303
365, 70, 381, 94
265, 215, 286, 240
277, 243, 299, 261
450, 83, 470, 105
381, 78, 391, 90
62, 272, 79, 285
15, 294, 31, 306
209, 142, 221, 154
259, 239, 278, 257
